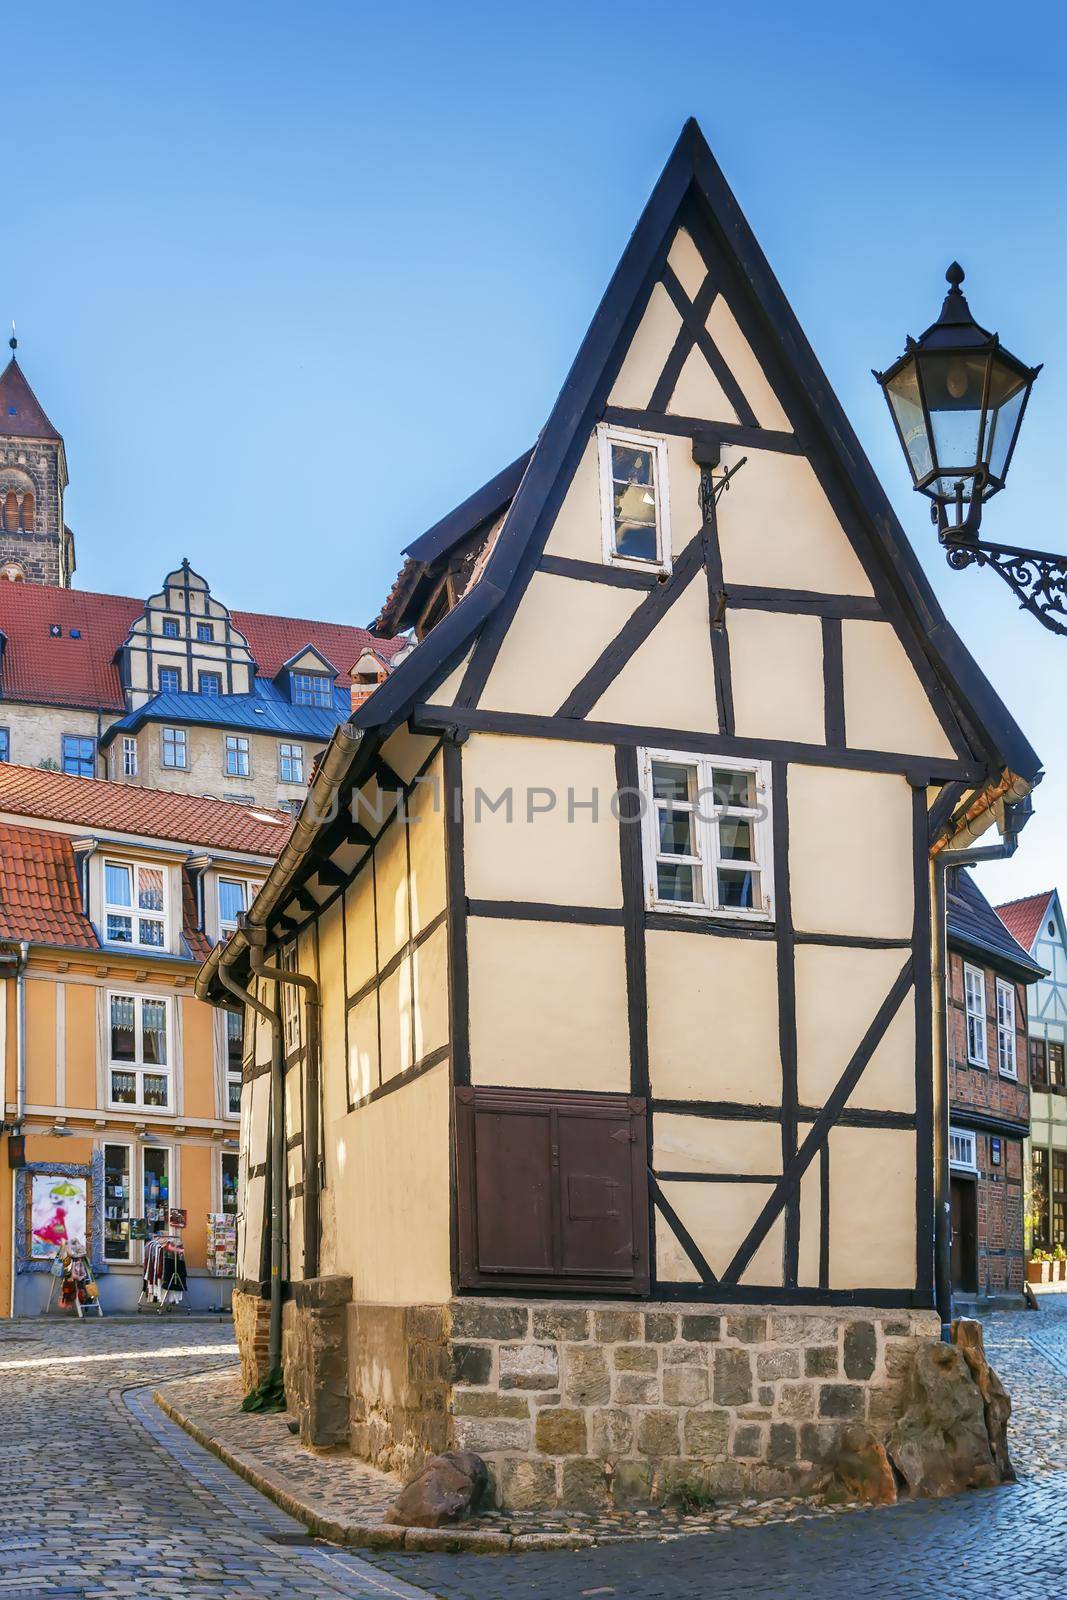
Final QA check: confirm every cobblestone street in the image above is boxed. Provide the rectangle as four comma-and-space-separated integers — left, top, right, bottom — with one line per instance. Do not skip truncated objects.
3, 1308, 1067, 1598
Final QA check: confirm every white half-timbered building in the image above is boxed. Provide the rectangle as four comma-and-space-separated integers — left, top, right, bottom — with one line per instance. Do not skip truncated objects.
199, 120, 1041, 1508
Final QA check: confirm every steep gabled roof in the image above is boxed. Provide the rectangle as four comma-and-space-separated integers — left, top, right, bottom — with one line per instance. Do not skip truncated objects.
995, 890, 1056, 955
948, 870, 1046, 981
351, 118, 1041, 786
0, 821, 95, 947
0, 357, 62, 441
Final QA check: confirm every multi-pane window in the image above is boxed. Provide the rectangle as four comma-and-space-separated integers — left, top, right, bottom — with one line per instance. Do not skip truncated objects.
1050, 1041, 1066, 1088
949, 1127, 977, 1171
278, 742, 304, 784
282, 944, 301, 1053
996, 979, 1017, 1077
225, 735, 250, 777
291, 672, 332, 708
158, 667, 182, 693
226, 1010, 244, 1114
143, 1146, 172, 1238
109, 993, 170, 1109
103, 1144, 132, 1261
104, 861, 166, 948
597, 424, 671, 571
122, 736, 138, 777
199, 671, 222, 697
62, 734, 96, 777
161, 618, 180, 639
218, 877, 248, 935
1055, 1152, 1067, 1250
964, 964, 987, 1067
640, 751, 772, 917
0, 727, 8, 763
196, 622, 214, 642
221, 1151, 240, 1215
161, 726, 187, 769
1033, 1148, 1051, 1247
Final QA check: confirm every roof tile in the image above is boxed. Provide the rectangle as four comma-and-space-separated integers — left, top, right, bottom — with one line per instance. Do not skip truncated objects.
0, 822, 96, 948
994, 890, 1056, 956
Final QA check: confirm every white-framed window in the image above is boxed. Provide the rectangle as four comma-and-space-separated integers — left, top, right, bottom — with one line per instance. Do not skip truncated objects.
220, 1149, 240, 1215
122, 736, 138, 777
225, 1009, 244, 1115
597, 423, 672, 573
103, 1142, 133, 1261
639, 750, 773, 918
278, 742, 304, 784
291, 671, 332, 708
964, 963, 987, 1068
949, 1126, 977, 1171
218, 875, 253, 936
142, 1143, 174, 1238
104, 860, 167, 949
108, 992, 172, 1110
161, 726, 187, 770
225, 735, 250, 777
282, 943, 301, 1053
103, 1140, 177, 1257
996, 978, 1018, 1078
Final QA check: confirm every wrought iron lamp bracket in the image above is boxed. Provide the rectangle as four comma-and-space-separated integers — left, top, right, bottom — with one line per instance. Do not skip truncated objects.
942, 534, 1067, 637
697, 455, 748, 522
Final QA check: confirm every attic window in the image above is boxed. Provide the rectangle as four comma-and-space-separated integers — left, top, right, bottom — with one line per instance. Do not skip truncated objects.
597, 424, 672, 573
162, 618, 180, 639
291, 671, 332, 708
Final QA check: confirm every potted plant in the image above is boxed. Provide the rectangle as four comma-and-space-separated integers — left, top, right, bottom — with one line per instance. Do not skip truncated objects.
1027, 1249, 1052, 1285
1054, 1245, 1066, 1282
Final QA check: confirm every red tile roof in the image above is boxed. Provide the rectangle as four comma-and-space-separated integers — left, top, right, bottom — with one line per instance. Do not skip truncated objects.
0, 581, 408, 711
994, 891, 1055, 956
0, 358, 62, 441
0, 822, 96, 948
0, 763, 292, 855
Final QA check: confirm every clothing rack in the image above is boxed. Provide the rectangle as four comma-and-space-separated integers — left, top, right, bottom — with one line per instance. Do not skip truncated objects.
138, 1231, 188, 1314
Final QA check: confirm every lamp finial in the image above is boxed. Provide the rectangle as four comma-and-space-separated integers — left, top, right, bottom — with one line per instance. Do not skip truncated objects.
946, 262, 965, 292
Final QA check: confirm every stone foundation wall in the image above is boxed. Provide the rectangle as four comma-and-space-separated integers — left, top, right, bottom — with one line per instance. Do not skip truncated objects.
347, 1302, 451, 1483
282, 1277, 352, 1448
232, 1289, 271, 1393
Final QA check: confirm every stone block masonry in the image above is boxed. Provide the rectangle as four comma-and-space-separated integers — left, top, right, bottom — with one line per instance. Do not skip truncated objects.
332, 1298, 941, 1512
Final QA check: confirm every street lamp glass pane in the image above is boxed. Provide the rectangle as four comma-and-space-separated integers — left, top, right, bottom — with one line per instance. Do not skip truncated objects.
984, 372, 1029, 483
918, 353, 987, 488
885, 362, 932, 483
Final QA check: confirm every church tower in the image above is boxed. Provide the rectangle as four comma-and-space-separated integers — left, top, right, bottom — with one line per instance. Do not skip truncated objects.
0, 338, 74, 587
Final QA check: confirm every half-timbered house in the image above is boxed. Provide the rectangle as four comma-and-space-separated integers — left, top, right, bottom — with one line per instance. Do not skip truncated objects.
198, 120, 1042, 1507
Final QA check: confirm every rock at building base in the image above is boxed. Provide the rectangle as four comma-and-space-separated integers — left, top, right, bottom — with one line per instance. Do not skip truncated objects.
886, 1341, 999, 1498
385, 1451, 488, 1528
821, 1423, 898, 1505
951, 1317, 1015, 1484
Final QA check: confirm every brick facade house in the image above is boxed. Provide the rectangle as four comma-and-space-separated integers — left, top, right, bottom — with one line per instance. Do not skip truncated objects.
946, 869, 1045, 1304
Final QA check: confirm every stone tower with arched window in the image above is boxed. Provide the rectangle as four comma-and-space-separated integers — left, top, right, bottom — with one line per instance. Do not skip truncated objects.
0, 349, 74, 587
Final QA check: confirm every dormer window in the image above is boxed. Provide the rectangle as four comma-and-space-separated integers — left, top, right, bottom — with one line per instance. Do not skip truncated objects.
104, 860, 167, 949
291, 671, 332, 708
598, 424, 671, 573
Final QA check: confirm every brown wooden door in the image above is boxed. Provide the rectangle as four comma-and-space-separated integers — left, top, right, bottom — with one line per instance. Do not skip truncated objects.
950, 1175, 977, 1295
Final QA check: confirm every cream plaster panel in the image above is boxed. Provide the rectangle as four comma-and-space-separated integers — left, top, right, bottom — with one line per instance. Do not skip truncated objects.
541, 437, 601, 564
239, 1173, 265, 1282
654, 1113, 781, 1176
608, 281, 683, 409
467, 919, 629, 1092
843, 620, 956, 759
348, 990, 379, 1104
664, 435, 704, 548
344, 868, 377, 997
828, 1126, 916, 1289
646, 931, 781, 1103
330, 1059, 452, 1302
378, 961, 413, 1084
796, 946, 916, 1113
591, 572, 719, 735
407, 752, 447, 935
705, 298, 792, 433
284, 1061, 303, 1140
427, 650, 473, 707
666, 228, 709, 305
788, 766, 914, 939
413, 920, 449, 1064
381, 726, 439, 786
797, 1154, 821, 1286
667, 344, 740, 424
480, 573, 641, 717
317, 899, 348, 1125
462, 734, 622, 908
655, 1209, 700, 1283
716, 450, 874, 596
660, 1180, 785, 1286
728, 610, 826, 745
374, 815, 410, 965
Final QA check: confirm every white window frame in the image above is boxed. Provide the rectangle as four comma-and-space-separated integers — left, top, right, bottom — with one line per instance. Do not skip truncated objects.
638, 749, 773, 921
219, 1148, 240, 1216
217, 874, 256, 937
225, 734, 251, 777
290, 671, 332, 708
122, 735, 138, 777
103, 859, 169, 950
141, 1141, 178, 1243
278, 742, 304, 784
949, 1126, 977, 1172
597, 423, 672, 575
964, 963, 987, 1068
107, 991, 174, 1112
161, 726, 187, 770
996, 978, 1018, 1078
281, 943, 301, 1053
224, 1008, 244, 1117
103, 1140, 134, 1262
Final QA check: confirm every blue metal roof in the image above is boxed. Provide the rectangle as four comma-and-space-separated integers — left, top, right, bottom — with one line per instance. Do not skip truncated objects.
100, 676, 350, 745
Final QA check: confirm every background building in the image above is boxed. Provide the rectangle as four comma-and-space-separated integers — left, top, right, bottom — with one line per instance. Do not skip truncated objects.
0, 764, 284, 1313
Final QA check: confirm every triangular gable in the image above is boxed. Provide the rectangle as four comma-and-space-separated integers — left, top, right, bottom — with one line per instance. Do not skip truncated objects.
278, 643, 339, 678
352, 119, 1040, 788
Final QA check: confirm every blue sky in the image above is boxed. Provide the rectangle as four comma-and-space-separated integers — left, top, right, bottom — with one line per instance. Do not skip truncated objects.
6, 1, 1065, 902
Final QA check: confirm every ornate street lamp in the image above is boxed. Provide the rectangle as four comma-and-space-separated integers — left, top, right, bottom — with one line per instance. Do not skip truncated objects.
875, 266, 1067, 636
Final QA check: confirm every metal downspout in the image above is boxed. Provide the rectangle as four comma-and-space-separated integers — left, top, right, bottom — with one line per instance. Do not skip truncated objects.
217, 956, 285, 1376
245, 925, 322, 1281
15, 941, 29, 1125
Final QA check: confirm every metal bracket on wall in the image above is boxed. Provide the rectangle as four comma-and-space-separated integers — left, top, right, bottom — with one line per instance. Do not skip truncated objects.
944, 537, 1067, 638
